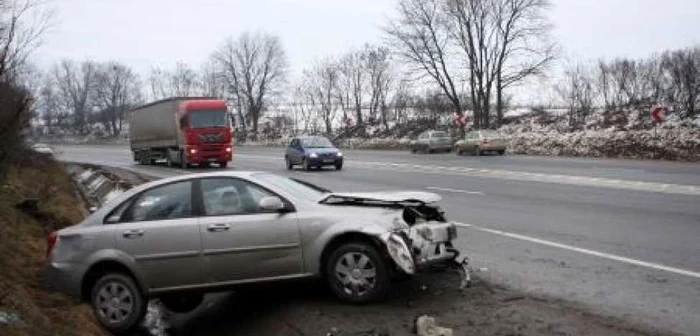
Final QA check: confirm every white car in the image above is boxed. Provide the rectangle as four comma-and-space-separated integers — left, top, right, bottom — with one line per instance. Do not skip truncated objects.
31, 143, 54, 155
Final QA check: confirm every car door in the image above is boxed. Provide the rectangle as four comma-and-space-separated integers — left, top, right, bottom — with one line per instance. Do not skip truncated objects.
290, 139, 304, 164
464, 132, 476, 151
113, 180, 203, 290
418, 132, 428, 151
197, 177, 303, 283
286, 138, 298, 164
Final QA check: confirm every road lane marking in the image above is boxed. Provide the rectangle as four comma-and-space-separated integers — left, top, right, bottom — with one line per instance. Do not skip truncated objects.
233, 154, 700, 196
427, 187, 484, 195
453, 222, 700, 279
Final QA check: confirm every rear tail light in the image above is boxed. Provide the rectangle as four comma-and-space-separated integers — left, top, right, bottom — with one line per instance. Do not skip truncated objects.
47, 231, 58, 258
225, 147, 232, 153
189, 148, 197, 154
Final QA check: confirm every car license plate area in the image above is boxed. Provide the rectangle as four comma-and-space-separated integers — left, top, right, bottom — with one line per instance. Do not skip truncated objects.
323, 159, 334, 163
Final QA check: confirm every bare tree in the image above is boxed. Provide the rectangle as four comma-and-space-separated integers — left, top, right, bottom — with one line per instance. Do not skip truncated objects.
0, 0, 52, 168
169, 61, 198, 97
492, 0, 556, 126
385, 0, 464, 117
93, 62, 142, 137
557, 64, 595, 129
0, 0, 51, 80
299, 58, 339, 134
661, 48, 699, 119
337, 49, 365, 127
366, 46, 393, 129
52, 60, 97, 135
198, 60, 225, 98
212, 31, 287, 139
445, 0, 556, 128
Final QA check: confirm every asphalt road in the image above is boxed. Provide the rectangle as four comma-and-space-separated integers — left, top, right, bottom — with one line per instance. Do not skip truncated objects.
56, 145, 700, 335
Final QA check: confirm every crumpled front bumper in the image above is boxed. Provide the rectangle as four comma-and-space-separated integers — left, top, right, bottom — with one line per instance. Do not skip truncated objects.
382, 221, 471, 288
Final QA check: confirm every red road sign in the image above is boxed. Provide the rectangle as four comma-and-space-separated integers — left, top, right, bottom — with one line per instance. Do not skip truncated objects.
651, 106, 666, 123
455, 112, 467, 126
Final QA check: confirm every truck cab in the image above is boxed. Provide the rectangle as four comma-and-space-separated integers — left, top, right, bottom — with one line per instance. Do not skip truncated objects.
177, 99, 233, 167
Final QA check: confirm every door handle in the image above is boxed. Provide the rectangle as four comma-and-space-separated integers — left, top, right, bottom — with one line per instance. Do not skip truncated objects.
207, 223, 230, 232
123, 229, 144, 238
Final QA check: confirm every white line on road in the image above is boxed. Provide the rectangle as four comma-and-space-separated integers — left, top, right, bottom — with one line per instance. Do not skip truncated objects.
454, 222, 700, 279
427, 186, 485, 195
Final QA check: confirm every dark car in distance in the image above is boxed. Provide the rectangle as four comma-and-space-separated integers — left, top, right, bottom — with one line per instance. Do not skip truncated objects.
285, 136, 344, 170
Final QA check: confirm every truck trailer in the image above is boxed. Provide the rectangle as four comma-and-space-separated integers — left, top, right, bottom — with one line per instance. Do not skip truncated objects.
129, 97, 233, 168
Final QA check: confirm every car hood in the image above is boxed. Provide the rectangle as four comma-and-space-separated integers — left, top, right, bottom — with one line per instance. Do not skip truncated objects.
304, 147, 339, 154
322, 191, 441, 204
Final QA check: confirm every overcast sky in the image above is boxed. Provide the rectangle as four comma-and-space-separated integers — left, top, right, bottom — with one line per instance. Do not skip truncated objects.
35, 0, 700, 100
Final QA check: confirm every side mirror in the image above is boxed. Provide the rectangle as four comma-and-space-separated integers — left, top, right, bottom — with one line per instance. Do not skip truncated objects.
105, 215, 121, 224
259, 196, 285, 212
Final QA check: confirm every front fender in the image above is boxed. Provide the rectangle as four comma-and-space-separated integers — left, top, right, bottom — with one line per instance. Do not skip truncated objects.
305, 222, 416, 277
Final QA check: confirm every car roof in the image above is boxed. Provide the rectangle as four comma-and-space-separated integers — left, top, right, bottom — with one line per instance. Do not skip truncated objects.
133, 171, 268, 191
294, 135, 328, 139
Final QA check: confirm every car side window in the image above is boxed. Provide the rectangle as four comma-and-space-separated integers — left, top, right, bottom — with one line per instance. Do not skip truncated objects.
125, 181, 193, 222
103, 198, 133, 224
290, 139, 298, 147
201, 178, 278, 216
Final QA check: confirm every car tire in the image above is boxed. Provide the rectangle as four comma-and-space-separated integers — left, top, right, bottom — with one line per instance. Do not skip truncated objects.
160, 293, 203, 313
474, 146, 481, 156
498, 150, 505, 155
410, 147, 416, 154
90, 273, 146, 335
302, 158, 311, 171
335, 163, 343, 170
219, 161, 228, 168
286, 157, 293, 170
325, 242, 390, 303
456, 147, 463, 156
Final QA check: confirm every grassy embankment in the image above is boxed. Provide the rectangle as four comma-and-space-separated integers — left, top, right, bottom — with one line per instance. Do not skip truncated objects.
0, 154, 106, 336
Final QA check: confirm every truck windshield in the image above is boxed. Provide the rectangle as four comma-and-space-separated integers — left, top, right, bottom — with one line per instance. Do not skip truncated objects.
188, 109, 228, 129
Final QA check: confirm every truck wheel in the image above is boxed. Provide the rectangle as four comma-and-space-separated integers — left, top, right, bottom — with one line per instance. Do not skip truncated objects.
90, 273, 146, 334
180, 151, 188, 169
219, 161, 228, 168
498, 150, 505, 155
325, 242, 389, 303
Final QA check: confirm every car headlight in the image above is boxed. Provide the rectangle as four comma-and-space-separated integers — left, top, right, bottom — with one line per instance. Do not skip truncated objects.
336, 152, 343, 157
309, 153, 318, 158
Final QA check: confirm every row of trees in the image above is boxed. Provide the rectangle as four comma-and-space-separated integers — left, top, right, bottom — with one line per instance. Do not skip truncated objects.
386, 0, 556, 129
559, 47, 700, 128
292, 45, 394, 135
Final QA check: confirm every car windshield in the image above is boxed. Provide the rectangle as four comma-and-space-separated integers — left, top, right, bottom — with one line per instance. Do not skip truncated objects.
188, 109, 228, 129
253, 173, 327, 202
481, 131, 501, 139
301, 137, 334, 148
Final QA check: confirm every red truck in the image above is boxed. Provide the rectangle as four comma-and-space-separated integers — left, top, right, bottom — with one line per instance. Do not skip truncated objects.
129, 97, 233, 168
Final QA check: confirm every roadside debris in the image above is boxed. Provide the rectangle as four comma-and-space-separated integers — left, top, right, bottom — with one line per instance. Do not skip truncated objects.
142, 300, 171, 336
0, 311, 20, 324
415, 315, 453, 336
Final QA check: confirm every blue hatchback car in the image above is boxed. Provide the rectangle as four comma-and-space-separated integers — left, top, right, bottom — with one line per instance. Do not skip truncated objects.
285, 136, 344, 170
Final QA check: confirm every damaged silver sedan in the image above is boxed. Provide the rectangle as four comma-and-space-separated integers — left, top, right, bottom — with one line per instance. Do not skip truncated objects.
44, 171, 469, 334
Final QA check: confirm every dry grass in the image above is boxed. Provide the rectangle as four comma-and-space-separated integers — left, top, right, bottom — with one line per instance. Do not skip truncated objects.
0, 154, 107, 336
